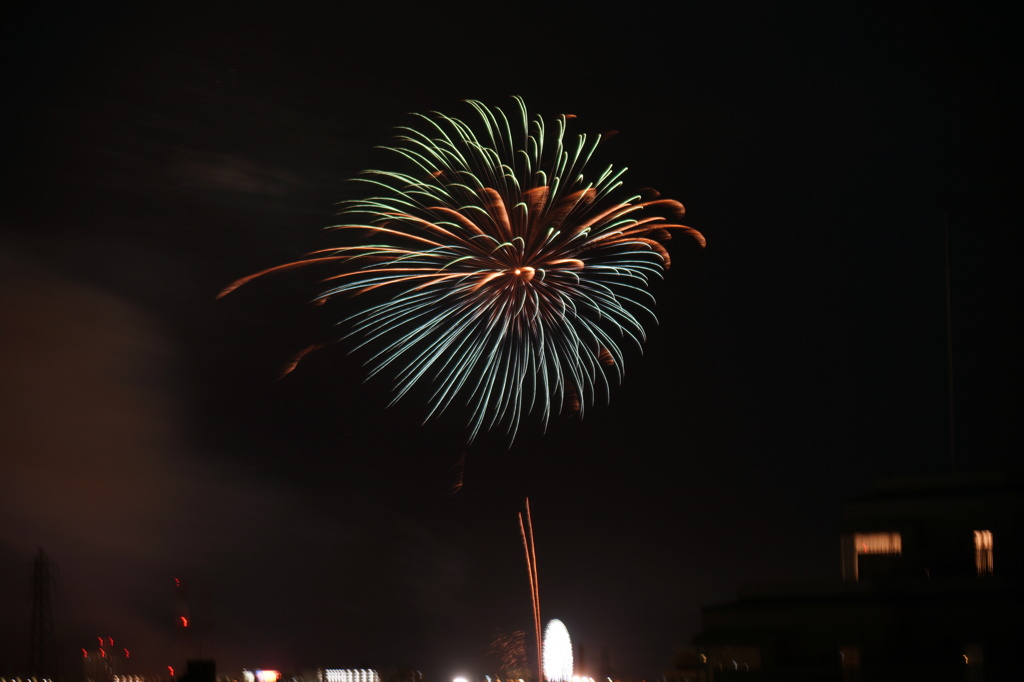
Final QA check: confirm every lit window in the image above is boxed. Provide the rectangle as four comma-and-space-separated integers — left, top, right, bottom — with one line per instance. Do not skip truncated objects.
974, 530, 993, 575
854, 532, 901, 555
847, 532, 902, 581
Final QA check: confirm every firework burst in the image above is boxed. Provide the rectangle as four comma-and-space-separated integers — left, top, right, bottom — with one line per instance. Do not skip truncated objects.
222, 97, 704, 440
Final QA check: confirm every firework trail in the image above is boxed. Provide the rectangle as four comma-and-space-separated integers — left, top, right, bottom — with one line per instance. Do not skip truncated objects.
519, 499, 542, 682
221, 97, 704, 440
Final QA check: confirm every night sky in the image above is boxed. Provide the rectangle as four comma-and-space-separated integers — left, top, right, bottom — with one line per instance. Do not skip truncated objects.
2, 3, 1021, 681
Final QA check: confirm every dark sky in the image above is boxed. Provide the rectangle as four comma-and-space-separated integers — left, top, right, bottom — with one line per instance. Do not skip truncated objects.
2, 2, 1021, 681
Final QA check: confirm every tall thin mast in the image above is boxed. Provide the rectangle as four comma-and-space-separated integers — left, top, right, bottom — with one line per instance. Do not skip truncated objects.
944, 212, 956, 466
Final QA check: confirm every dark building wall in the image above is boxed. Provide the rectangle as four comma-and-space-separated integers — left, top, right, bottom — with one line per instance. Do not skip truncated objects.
695, 470, 1024, 681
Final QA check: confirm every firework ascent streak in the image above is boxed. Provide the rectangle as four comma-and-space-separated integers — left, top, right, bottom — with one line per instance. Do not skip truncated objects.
221, 97, 705, 441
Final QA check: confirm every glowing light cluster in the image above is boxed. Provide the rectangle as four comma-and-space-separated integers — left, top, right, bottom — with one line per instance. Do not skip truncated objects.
243, 670, 281, 682
222, 96, 704, 441
323, 670, 379, 682
543, 619, 573, 682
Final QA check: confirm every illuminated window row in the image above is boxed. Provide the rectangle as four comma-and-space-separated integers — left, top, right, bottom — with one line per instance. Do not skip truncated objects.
853, 532, 901, 556
854, 530, 994, 575
322, 669, 380, 682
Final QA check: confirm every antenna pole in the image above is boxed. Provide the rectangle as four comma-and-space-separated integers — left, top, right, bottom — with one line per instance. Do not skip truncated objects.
944, 211, 956, 467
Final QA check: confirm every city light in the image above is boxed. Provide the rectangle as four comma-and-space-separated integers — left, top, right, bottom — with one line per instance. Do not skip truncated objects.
323, 670, 379, 682
244, 670, 282, 682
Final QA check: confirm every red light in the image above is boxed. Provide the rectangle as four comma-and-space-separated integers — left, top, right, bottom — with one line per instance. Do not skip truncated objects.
124, 648, 131, 658
82, 649, 89, 659
180, 616, 189, 628
168, 666, 175, 678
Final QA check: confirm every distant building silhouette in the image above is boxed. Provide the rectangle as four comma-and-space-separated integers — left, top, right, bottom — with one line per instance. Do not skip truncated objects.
693, 469, 1024, 680
30, 549, 59, 680
179, 659, 215, 682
